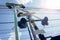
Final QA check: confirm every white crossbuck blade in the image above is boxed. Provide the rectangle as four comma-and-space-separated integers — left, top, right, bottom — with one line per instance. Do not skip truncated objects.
34, 30, 45, 34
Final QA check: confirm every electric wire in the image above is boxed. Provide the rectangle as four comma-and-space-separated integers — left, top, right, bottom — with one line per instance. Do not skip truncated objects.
0, 29, 14, 31
0, 19, 60, 24
0, 36, 14, 39
0, 27, 14, 35
18, 8, 60, 20
0, 22, 14, 24
0, 5, 60, 40
0, 27, 14, 31
0, 30, 14, 34
0, 5, 60, 11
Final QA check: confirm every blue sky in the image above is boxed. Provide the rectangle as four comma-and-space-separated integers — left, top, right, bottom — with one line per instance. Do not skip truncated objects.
0, 0, 41, 7
0, 0, 60, 9
0, 0, 60, 40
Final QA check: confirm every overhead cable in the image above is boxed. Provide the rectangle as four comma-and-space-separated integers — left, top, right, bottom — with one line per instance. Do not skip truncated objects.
0, 22, 14, 24
0, 27, 14, 31
0, 5, 60, 11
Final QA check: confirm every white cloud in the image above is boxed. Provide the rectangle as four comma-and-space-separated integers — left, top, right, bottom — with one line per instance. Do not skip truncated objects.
16, 0, 32, 4
8, 32, 21, 40
40, 0, 60, 9
16, 0, 60, 9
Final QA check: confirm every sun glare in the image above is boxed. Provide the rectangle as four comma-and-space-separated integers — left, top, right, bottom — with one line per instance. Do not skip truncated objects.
41, 0, 60, 9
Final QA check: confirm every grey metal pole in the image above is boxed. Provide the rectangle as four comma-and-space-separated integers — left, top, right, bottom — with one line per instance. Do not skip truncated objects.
13, 5, 19, 40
